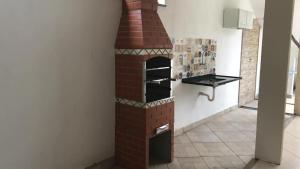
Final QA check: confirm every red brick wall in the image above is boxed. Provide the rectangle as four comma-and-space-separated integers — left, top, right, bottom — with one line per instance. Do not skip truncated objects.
147, 102, 174, 162
115, 0, 172, 49
123, 0, 158, 11
146, 102, 174, 138
115, 55, 144, 102
115, 102, 174, 169
115, 103, 148, 169
115, 1, 174, 169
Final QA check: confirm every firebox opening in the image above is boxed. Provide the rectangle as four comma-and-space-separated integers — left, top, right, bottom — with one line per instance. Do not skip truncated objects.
149, 131, 172, 165
145, 57, 172, 103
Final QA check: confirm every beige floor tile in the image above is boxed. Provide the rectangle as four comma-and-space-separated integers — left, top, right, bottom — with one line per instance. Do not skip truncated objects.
217, 115, 246, 123
251, 151, 300, 169
220, 109, 254, 122
231, 122, 257, 131
193, 143, 235, 157
214, 131, 249, 142
177, 157, 209, 169
244, 100, 258, 107
252, 144, 300, 169
167, 158, 182, 169
244, 113, 258, 123
244, 131, 256, 142
115, 109, 300, 169
192, 125, 212, 132
286, 131, 300, 141
212, 108, 256, 123
239, 155, 254, 164
203, 156, 245, 169
150, 159, 182, 169
212, 116, 230, 123
283, 133, 300, 158
286, 118, 300, 138
206, 121, 238, 131
175, 134, 192, 144
202, 157, 223, 169
279, 150, 300, 169
248, 117, 300, 169
149, 164, 168, 169
226, 142, 255, 156
187, 130, 221, 143
251, 161, 277, 169
174, 143, 199, 157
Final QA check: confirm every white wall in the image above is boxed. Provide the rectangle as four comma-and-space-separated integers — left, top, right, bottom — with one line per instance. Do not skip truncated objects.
255, 28, 263, 98
0, 0, 255, 168
293, 0, 300, 40
290, 0, 300, 96
293, 0, 300, 115
159, 0, 254, 129
286, 0, 300, 97
0, 1, 121, 169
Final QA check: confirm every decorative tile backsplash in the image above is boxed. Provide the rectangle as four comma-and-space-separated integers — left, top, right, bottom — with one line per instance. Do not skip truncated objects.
172, 38, 217, 79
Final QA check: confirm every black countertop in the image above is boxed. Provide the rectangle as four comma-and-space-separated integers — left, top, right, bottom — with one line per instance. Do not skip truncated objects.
182, 74, 242, 87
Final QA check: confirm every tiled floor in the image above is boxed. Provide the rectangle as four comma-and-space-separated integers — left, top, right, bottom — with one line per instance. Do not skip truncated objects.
252, 117, 300, 169
112, 100, 297, 169
150, 108, 258, 169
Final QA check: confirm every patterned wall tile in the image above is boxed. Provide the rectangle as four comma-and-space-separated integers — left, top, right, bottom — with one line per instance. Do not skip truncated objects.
172, 38, 217, 79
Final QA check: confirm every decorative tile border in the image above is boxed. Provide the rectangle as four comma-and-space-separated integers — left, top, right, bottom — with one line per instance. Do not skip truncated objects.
115, 97, 175, 109
115, 48, 173, 56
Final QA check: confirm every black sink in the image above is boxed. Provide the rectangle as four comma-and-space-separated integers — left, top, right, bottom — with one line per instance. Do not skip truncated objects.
182, 74, 242, 87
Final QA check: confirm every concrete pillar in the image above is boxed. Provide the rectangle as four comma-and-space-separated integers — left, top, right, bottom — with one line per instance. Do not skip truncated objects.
255, 0, 295, 164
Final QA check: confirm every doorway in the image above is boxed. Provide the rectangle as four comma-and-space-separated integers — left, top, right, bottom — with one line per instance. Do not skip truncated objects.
238, 19, 261, 107
241, 32, 299, 115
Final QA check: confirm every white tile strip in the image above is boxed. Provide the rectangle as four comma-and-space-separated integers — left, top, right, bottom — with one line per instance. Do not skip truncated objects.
115, 97, 174, 109
115, 48, 173, 56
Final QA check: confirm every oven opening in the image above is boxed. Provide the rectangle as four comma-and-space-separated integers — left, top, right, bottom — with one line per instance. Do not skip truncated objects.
149, 131, 172, 165
145, 57, 171, 103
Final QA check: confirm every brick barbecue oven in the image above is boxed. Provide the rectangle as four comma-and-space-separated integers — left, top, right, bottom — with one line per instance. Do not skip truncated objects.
115, 0, 174, 169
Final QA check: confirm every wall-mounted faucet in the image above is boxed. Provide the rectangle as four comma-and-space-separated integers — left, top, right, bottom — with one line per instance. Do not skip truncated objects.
199, 51, 207, 65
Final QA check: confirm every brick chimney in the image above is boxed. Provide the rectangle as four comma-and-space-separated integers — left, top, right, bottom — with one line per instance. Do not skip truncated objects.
115, 0, 174, 169
115, 0, 172, 49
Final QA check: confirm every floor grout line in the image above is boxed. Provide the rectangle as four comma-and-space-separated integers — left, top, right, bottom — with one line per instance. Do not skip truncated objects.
191, 123, 218, 169
283, 148, 300, 161
119, 102, 299, 169
282, 132, 300, 161
207, 120, 250, 167
173, 108, 259, 169
286, 130, 300, 140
